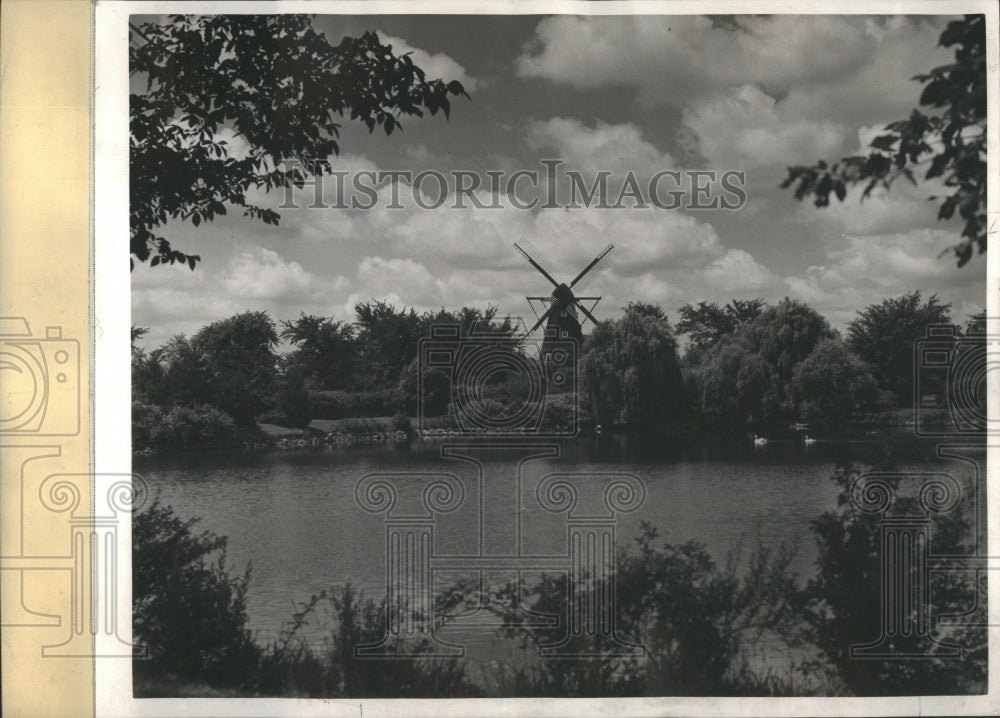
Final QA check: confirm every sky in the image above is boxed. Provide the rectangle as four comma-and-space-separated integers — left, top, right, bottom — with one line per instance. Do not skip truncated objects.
131, 13, 987, 350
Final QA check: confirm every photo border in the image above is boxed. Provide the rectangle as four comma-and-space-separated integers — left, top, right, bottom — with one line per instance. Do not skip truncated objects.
82, 0, 1000, 715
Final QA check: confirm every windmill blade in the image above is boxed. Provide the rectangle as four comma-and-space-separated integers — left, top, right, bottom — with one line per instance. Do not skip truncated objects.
569, 243, 614, 289
569, 244, 614, 289
571, 266, 602, 294
514, 242, 559, 288
525, 303, 559, 336
574, 300, 599, 326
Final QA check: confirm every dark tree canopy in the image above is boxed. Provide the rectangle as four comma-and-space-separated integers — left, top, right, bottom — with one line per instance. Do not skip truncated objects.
791, 337, 881, 426
690, 298, 836, 423
965, 308, 986, 334
676, 298, 766, 356
191, 311, 280, 425
846, 291, 951, 407
133, 500, 258, 688
280, 314, 357, 391
806, 465, 986, 695
130, 15, 468, 269
580, 302, 685, 426
781, 15, 987, 266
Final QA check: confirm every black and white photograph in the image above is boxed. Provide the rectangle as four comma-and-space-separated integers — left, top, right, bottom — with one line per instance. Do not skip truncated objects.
118, 3, 994, 709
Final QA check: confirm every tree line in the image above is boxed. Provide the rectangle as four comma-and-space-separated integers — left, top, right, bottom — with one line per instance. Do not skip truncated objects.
131, 291, 982, 449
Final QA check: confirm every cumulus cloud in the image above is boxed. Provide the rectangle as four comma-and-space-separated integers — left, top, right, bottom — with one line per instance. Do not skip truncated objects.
133, 245, 348, 348
699, 249, 778, 293
267, 148, 737, 279
379, 32, 483, 91
529, 207, 725, 275
681, 85, 846, 170
342, 259, 550, 323
263, 161, 778, 332
517, 14, 952, 184
779, 17, 951, 128
517, 15, 879, 99
526, 117, 675, 175
219, 248, 326, 300
783, 229, 983, 327
356, 256, 443, 302
790, 158, 956, 238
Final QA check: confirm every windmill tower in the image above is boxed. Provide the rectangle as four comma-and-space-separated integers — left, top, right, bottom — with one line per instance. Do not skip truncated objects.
514, 242, 613, 355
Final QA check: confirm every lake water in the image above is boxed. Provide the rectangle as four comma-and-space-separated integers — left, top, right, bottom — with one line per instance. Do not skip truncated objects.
134, 433, 982, 657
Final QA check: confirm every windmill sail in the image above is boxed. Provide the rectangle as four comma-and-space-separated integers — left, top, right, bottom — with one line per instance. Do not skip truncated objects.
515, 242, 613, 351
514, 243, 614, 404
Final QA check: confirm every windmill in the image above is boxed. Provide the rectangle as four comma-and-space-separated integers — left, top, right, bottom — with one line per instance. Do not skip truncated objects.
514, 242, 613, 351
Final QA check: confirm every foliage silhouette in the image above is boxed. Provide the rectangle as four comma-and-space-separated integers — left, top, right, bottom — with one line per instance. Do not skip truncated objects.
490, 523, 802, 696
130, 15, 468, 268
133, 499, 260, 692
846, 291, 952, 407
804, 459, 987, 695
580, 301, 685, 427
781, 15, 987, 266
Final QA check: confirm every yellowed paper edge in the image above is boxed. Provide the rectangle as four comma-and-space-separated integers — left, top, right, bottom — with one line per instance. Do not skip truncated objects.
1, 1, 95, 717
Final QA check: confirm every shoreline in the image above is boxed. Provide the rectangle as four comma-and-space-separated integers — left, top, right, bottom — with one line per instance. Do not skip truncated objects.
131, 407, 963, 456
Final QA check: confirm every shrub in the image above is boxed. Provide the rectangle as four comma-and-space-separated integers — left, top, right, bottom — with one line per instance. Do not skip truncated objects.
398, 359, 451, 416
147, 404, 240, 449
493, 522, 801, 696
132, 401, 164, 451
272, 368, 312, 428
309, 389, 404, 419
392, 410, 412, 433
538, 392, 577, 432
132, 509, 478, 698
266, 585, 479, 698
342, 418, 386, 435
804, 462, 986, 695
133, 500, 261, 693
133, 402, 241, 450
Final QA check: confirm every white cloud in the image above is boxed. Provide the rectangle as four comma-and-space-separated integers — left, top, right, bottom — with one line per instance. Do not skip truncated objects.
357, 256, 443, 302
699, 249, 778, 293
517, 15, 879, 99
518, 15, 952, 183
779, 18, 951, 128
526, 117, 675, 175
220, 247, 327, 300
791, 171, 956, 238
783, 229, 983, 327
133, 245, 348, 348
530, 207, 724, 275
682, 85, 846, 170
379, 32, 482, 91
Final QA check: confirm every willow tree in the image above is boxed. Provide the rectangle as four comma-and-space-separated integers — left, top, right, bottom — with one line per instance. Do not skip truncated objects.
580, 302, 685, 426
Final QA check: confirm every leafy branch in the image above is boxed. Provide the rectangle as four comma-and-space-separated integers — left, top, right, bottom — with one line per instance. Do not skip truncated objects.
781, 15, 986, 267
130, 15, 469, 269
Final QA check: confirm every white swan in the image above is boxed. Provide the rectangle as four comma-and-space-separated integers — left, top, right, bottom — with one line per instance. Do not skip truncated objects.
803, 435, 817, 445
753, 434, 768, 446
